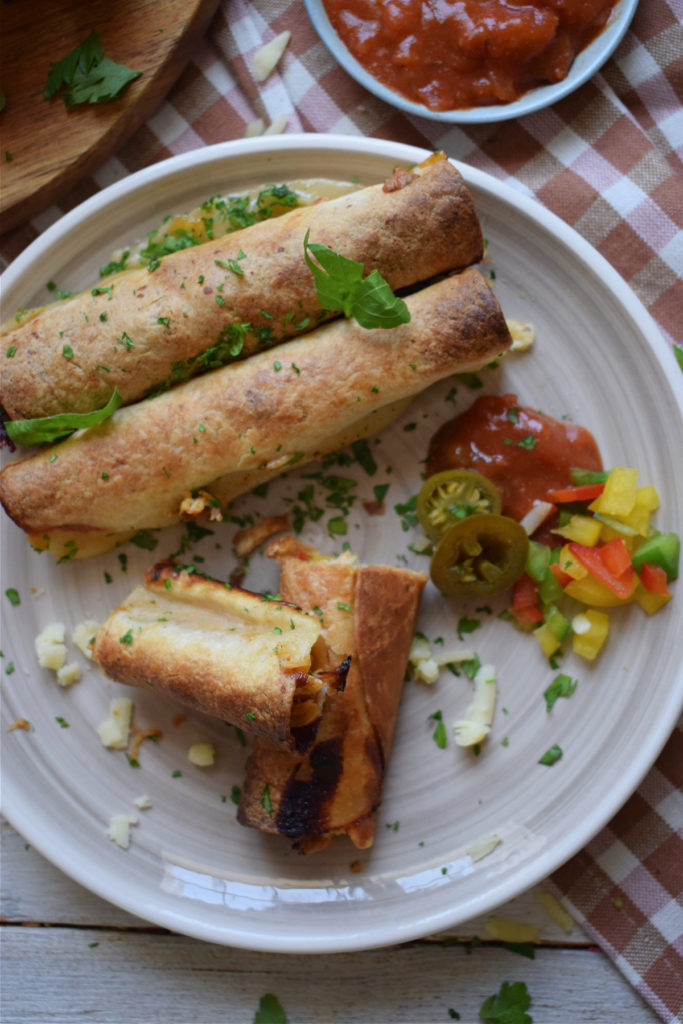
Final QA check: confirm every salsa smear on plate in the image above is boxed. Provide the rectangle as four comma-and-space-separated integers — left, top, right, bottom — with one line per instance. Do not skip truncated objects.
322, 0, 618, 110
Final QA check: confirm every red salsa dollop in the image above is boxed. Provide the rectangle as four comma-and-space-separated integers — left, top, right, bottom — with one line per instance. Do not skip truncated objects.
426, 393, 602, 524
323, 0, 618, 110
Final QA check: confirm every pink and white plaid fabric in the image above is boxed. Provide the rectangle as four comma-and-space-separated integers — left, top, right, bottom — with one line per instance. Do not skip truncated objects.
1, 1, 681, 1018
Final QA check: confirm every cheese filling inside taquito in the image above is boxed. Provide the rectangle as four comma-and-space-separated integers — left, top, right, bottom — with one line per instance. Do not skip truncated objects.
237, 537, 427, 853
0, 267, 512, 559
92, 560, 349, 754
1, 154, 483, 420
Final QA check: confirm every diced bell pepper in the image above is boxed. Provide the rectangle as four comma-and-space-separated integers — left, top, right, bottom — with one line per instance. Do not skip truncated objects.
552, 514, 602, 546
558, 544, 588, 580
565, 574, 635, 607
590, 467, 639, 517
632, 531, 680, 581
544, 603, 571, 642
572, 608, 609, 659
533, 622, 563, 658
568, 540, 636, 599
639, 562, 670, 596
634, 583, 672, 615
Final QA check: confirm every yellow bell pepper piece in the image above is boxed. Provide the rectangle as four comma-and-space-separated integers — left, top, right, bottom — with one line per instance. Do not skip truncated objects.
558, 544, 588, 580
553, 515, 602, 546
565, 574, 635, 607
634, 584, 672, 616
533, 622, 562, 658
572, 609, 609, 660
590, 467, 639, 517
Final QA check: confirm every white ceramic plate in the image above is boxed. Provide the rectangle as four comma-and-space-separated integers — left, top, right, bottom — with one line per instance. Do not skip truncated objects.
304, 0, 639, 123
2, 135, 681, 953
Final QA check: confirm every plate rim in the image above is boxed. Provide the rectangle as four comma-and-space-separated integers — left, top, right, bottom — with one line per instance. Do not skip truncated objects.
2, 133, 682, 953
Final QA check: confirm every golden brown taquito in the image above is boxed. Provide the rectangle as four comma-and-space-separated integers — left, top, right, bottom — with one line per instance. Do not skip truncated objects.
92, 560, 349, 754
1, 155, 483, 420
237, 537, 427, 852
0, 267, 512, 558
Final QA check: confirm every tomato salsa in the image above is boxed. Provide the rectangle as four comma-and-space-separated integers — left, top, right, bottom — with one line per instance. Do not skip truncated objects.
323, 0, 618, 110
426, 393, 603, 523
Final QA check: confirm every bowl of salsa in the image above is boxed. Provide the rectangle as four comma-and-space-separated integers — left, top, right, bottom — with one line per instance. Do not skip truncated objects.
304, 0, 639, 122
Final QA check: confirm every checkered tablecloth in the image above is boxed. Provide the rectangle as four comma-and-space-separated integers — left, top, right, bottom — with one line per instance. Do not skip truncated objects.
1, 1, 682, 1019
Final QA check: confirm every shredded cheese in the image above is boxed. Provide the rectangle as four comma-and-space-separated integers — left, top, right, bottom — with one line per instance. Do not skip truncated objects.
35, 622, 67, 671
506, 319, 535, 352
453, 663, 497, 746
97, 697, 134, 749
106, 813, 138, 850
536, 890, 574, 934
252, 31, 291, 82
188, 742, 216, 767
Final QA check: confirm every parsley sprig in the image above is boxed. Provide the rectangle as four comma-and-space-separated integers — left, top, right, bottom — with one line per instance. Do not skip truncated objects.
303, 229, 410, 329
43, 31, 141, 108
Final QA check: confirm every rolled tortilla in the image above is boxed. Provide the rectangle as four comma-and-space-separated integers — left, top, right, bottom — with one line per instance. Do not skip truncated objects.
237, 537, 427, 852
0, 267, 512, 558
1, 155, 483, 420
92, 560, 349, 754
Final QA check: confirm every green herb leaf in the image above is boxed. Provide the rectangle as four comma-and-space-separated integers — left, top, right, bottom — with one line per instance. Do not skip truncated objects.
543, 673, 578, 712
43, 30, 103, 98
303, 229, 410, 329
5, 588, 20, 606
428, 710, 447, 749
538, 743, 563, 766
674, 344, 683, 372
5, 387, 122, 446
44, 31, 141, 107
253, 993, 287, 1024
479, 981, 532, 1023
261, 783, 273, 815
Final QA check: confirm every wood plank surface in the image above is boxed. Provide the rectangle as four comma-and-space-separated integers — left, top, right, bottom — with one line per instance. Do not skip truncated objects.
1, 927, 659, 1023
1, 820, 660, 1024
0, 0, 221, 233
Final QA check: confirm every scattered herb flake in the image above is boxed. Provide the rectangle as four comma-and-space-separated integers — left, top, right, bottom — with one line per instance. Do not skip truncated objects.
543, 673, 578, 712
538, 744, 563, 766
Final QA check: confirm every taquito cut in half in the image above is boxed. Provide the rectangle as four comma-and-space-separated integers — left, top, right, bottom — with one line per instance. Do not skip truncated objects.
92, 560, 349, 754
1, 154, 483, 420
238, 537, 427, 853
0, 267, 512, 560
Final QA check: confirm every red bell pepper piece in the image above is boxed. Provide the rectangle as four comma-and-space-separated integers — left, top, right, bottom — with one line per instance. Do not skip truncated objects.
568, 540, 636, 599
600, 538, 633, 578
546, 483, 605, 503
639, 562, 670, 596
548, 562, 572, 588
511, 574, 545, 627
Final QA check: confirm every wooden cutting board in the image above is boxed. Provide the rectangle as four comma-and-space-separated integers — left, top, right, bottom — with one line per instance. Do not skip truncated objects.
0, 0, 222, 235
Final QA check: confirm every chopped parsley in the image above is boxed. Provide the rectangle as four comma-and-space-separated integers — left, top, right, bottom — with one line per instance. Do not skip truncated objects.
428, 710, 447, 749
544, 673, 578, 712
538, 743, 563, 766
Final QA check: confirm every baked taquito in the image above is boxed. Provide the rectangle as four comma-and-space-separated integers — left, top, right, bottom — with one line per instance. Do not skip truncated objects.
92, 560, 349, 754
0, 267, 512, 560
238, 537, 427, 852
1, 155, 483, 420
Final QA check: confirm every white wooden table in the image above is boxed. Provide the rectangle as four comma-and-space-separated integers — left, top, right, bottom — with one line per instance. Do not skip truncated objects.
2, 819, 659, 1024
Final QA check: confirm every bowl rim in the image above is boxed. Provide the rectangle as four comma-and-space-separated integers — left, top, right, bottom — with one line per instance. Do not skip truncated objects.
303, 0, 640, 123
